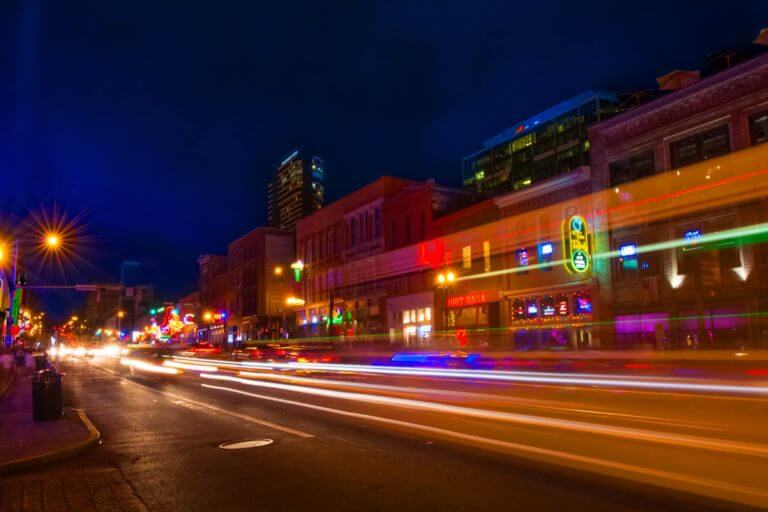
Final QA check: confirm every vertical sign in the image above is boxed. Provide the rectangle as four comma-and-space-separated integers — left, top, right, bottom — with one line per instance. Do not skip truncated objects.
563, 215, 591, 273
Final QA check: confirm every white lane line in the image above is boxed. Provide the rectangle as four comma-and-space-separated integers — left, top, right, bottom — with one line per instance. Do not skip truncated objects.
201, 383, 768, 507
95, 366, 314, 438
201, 372, 768, 458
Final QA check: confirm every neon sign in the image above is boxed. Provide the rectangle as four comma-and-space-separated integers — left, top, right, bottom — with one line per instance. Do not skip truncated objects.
446, 291, 489, 308
563, 215, 591, 273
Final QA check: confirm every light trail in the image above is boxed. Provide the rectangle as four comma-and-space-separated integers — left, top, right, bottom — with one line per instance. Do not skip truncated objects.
199, 372, 768, 457
163, 360, 218, 372
236, 370, 722, 430
120, 358, 180, 375
173, 356, 768, 396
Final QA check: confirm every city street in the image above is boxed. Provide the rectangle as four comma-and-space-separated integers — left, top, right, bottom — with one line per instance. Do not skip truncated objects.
4, 4, 768, 511
3, 356, 764, 511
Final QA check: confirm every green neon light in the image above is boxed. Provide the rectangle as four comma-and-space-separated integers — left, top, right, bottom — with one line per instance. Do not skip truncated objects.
11, 288, 23, 325
562, 215, 591, 274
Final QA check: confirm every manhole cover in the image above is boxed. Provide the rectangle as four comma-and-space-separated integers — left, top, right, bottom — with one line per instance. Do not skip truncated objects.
219, 439, 274, 450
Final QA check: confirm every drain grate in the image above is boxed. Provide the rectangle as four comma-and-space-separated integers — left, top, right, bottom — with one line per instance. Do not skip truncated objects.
219, 439, 274, 450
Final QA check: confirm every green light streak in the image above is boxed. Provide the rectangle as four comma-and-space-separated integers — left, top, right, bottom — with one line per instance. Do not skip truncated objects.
458, 221, 768, 282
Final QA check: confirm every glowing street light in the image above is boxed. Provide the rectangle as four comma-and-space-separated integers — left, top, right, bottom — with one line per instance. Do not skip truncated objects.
286, 296, 306, 306
274, 266, 284, 276
117, 310, 125, 318
202, 311, 213, 322
45, 233, 61, 249
435, 270, 456, 286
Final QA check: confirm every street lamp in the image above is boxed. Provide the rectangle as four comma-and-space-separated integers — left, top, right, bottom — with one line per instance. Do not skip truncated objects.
435, 269, 456, 335
274, 266, 283, 276
45, 233, 61, 249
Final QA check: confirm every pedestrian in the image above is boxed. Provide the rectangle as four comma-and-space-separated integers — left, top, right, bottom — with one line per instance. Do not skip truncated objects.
24, 350, 35, 375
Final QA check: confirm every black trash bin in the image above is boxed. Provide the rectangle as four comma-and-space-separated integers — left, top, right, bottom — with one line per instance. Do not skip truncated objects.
32, 368, 63, 422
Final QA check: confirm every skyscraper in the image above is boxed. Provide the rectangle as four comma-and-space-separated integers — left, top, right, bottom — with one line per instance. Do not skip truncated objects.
267, 149, 325, 232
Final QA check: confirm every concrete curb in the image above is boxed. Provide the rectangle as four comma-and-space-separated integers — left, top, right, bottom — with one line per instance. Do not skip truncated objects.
0, 409, 101, 475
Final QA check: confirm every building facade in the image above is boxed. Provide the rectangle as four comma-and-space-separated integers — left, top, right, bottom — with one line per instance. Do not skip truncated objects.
227, 227, 295, 342
589, 51, 768, 349
267, 149, 325, 232
462, 90, 620, 197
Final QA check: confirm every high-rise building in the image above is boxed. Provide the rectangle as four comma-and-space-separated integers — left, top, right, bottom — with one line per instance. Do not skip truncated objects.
462, 91, 620, 197
267, 149, 325, 232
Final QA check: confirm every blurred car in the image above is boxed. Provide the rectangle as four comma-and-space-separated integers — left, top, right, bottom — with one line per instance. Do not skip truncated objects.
120, 346, 181, 379
185, 343, 222, 357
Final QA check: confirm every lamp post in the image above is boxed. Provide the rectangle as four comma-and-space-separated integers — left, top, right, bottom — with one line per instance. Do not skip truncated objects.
435, 269, 456, 338
2, 233, 64, 347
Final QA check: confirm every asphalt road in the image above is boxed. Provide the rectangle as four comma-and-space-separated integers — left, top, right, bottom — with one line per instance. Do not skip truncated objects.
7, 358, 765, 512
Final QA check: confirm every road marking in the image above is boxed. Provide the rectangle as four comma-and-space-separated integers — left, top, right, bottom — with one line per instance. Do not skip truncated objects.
201, 383, 768, 508
94, 366, 314, 438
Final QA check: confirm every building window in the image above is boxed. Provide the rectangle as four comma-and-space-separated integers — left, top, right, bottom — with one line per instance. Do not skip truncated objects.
616, 242, 638, 281
749, 112, 768, 146
670, 126, 730, 169
609, 151, 654, 187
374, 207, 382, 238
516, 248, 530, 274
483, 241, 491, 272
350, 218, 357, 246
462, 246, 472, 270
538, 242, 553, 271
404, 215, 411, 244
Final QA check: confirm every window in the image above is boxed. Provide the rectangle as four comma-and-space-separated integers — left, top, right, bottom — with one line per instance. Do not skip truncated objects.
516, 248, 530, 274
404, 215, 411, 244
616, 242, 638, 281
462, 246, 472, 270
609, 151, 654, 187
350, 218, 357, 246
483, 241, 491, 272
670, 126, 730, 168
374, 207, 382, 238
539, 242, 554, 271
749, 112, 768, 146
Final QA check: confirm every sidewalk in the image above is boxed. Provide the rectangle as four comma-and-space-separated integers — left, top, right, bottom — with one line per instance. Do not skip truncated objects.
0, 366, 100, 474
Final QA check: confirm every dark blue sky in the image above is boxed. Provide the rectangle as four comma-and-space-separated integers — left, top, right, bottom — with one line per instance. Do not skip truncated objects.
1, 1, 766, 313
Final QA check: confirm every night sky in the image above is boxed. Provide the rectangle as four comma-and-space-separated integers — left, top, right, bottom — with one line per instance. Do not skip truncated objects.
1, 1, 766, 317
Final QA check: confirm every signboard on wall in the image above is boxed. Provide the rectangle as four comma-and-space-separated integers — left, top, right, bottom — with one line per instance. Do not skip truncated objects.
446, 290, 498, 309
563, 215, 592, 273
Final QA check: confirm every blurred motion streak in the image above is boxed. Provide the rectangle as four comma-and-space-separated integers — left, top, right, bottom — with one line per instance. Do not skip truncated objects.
198, 372, 768, 456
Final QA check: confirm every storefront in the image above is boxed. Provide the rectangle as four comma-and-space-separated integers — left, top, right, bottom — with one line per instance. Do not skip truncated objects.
443, 290, 501, 346
504, 288, 593, 350
386, 291, 434, 346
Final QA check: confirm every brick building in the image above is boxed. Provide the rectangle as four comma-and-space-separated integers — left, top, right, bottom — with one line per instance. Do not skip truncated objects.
589, 50, 768, 348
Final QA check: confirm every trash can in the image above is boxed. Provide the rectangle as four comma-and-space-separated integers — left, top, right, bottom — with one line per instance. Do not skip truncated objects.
32, 368, 63, 422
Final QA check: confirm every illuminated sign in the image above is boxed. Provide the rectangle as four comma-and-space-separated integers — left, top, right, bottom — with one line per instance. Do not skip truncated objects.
540, 243, 553, 256
563, 215, 591, 273
543, 305, 555, 317
684, 229, 702, 241
619, 243, 637, 257
446, 291, 491, 309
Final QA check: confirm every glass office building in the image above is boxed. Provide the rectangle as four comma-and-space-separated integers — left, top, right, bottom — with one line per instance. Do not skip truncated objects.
462, 91, 620, 196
